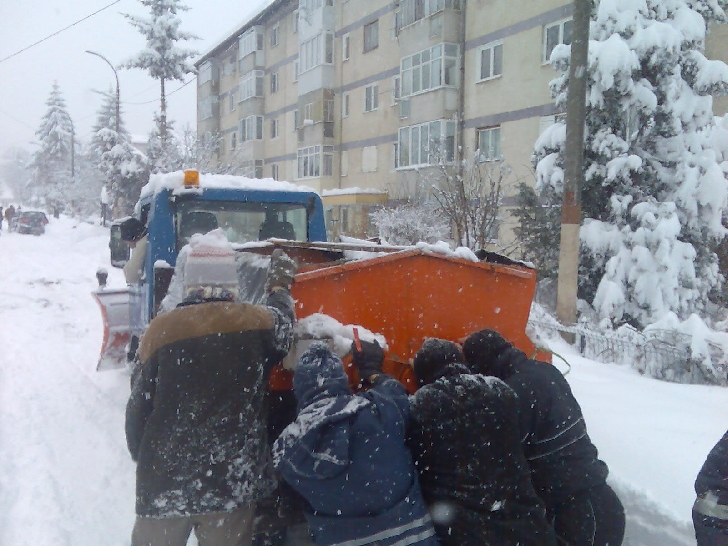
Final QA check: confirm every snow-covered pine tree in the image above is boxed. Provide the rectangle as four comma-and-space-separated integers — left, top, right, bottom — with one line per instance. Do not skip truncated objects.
122, 0, 198, 163
533, 0, 728, 328
31, 81, 74, 213
89, 89, 148, 216
146, 112, 183, 173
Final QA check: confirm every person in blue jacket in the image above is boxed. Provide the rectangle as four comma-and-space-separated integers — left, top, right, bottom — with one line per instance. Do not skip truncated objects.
694, 428, 728, 545
273, 340, 440, 546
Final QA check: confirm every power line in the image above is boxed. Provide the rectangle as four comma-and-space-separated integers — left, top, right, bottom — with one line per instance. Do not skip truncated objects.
124, 78, 195, 105
0, 0, 122, 65
0, 108, 36, 130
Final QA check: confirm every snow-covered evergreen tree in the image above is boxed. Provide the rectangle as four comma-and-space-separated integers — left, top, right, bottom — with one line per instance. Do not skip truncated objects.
31, 81, 74, 213
89, 89, 148, 216
122, 0, 197, 153
533, 0, 728, 328
146, 112, 183, 173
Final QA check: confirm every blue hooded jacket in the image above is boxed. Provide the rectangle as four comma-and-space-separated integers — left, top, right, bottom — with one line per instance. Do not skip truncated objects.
273, 342, 439, 546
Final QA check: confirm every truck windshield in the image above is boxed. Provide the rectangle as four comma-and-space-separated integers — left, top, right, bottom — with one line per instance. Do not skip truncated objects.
176, 200, 308, 248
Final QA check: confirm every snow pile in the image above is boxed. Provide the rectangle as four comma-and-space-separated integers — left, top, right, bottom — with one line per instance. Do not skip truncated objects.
139, 171, 316, 200
321, 187, 387, 196
296, 313, 388, 358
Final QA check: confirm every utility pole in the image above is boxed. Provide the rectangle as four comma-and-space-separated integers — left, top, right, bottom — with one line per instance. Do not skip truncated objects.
556, 0, 591, 328
86, 50, 121, 135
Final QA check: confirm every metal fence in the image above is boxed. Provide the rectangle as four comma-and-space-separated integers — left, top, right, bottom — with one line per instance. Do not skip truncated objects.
528, 319, 727, 386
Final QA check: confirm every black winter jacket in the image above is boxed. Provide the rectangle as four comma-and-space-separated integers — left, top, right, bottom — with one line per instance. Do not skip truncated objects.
479, 347, 609, 506
408, 367, 556, 546
125, 290, 295, 518
696, 429, 728, 505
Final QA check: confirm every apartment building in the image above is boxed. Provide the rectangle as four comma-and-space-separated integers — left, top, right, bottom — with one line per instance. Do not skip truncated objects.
197, 0, 728, 245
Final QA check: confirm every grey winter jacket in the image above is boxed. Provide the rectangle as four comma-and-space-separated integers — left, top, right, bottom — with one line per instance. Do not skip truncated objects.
125, 290, 295, 518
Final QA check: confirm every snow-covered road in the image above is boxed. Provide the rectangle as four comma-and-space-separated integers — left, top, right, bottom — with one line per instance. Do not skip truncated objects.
0, 215, 724, 545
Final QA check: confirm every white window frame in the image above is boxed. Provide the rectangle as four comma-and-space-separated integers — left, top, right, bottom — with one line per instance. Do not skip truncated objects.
477, 41, 503, 82
230, 132, 237, 150
297, 145, 322, 178
229, 94, 236, 112
363, 20, 379, 53
300, 0, 323, 15
364, 83, 379, 112
299, 33, 323, 74
477, 126, 502, 162
271, 117, 279, 138
397, 119, 457, 168
392, 76, 401, 105
240, 115, 264, 142
271, 163, 279, 180
342, 33, 350, 61
341, 150, 348, 176
239, 70, 264, 102
293, 109, 299, 131
400, 43, 459, 98
342, 93, 350, 117
325, 32, 334, 64
293, 10, 299, 33
270, 23, 280, 47
323, 145, 334, 176
239, 27, 262, 60
304, 102, 314, 122
270, 71, 279, 93
543, 17, 573, 64
324, 99, 334, 122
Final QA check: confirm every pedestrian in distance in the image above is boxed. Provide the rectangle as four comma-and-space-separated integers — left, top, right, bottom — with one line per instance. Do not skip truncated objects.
693, 428, 728, 545
4, 204, 14, 231
125, 244, 298, 546
462, 329, 625, 546
273, 338, 440, 546
409, 338, 557, 546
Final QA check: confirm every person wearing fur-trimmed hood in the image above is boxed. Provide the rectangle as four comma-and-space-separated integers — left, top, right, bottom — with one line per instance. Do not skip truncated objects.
273, 340, 440, 546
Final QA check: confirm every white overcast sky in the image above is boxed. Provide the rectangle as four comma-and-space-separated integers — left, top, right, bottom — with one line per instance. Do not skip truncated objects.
0, 0, 268, 156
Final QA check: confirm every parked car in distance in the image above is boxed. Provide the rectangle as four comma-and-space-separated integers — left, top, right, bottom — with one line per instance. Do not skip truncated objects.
16, 211, 49, 236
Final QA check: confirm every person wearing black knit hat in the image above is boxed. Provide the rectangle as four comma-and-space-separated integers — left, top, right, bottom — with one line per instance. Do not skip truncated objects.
462, 329, 625, 546
408, 337, 556, 546
119, 217, 148, 284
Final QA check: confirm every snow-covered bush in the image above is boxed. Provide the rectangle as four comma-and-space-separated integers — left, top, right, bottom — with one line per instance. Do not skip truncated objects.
370, 203, 449, 246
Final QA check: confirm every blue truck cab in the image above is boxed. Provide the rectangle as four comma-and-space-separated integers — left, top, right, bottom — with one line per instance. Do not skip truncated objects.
127, 170, 327, 351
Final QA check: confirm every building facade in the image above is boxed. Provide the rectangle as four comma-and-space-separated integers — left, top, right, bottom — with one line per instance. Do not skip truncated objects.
196, 0, 726, 246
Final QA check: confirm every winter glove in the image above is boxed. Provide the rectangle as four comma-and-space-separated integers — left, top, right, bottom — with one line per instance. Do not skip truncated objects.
352, 339, 384, 380
266, 249, 298, 292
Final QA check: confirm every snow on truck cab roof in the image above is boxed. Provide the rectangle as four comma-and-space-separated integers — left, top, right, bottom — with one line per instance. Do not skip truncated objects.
139, 170, 318, 201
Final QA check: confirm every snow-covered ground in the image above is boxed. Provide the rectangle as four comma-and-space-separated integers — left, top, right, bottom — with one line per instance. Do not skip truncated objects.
0, 215, 724, 545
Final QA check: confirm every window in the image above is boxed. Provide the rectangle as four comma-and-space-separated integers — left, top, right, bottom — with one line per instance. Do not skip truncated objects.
199, 61, 212, 84
239, 70, 264, 101
304, 102, 313, 121
396, 0, 460, 32
325, 32, 334, 64
477, 126, 501, 161
543, 18, 572, 63
342, 92, 350, 117
478, 41, 503, 81
324, 99, 334, 122
271, 117, 279, 138
270, 24, 279, 47
300, 0, 323, 14
400, 43, 459, 97
293, 109, 299, 131
393, 143, 399, 169
294, 61, 299, 81
429, 13, 442, 37
293, 10, 298, 33
229, 94, 236, 112
343, 33, 350, 61
240, 115, 263, 141
392, 76, 401, 104
323, 146, 334, 176
299, 33, 323, 73
364, 20, 379, 52
365, 83, 379, 112
270, 71, 279, 93
397, 119, 457, 167
271, 163, 279, 180
298, 146, 321, 178
199, 96, 214, 120
341, 150, 348, 176
239, 27, 262, 59
230, 132, 237, 150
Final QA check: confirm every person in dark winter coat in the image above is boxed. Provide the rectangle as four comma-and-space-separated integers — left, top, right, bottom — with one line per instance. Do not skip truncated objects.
462, 329, 625, 546
273, 340, 440, 546
409, 338, 556, 546
693, 428, 728, 545
125, 245, 298, 546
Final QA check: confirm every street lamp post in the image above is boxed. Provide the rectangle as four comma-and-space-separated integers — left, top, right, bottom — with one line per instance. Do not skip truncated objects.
86, 50, 120, 134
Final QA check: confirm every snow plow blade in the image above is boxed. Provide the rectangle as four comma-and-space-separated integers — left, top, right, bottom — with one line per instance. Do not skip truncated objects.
92, 288, 131, 371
